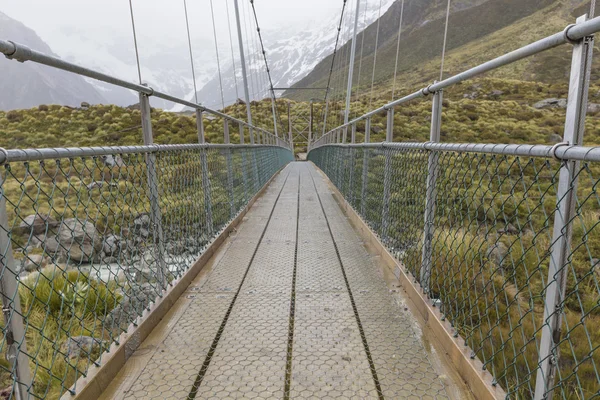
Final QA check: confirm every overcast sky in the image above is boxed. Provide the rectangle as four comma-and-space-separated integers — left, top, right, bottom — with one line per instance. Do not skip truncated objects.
1, 0, 343, 45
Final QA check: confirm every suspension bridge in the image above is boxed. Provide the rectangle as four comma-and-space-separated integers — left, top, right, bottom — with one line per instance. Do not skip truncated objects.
0, 0, 599, 399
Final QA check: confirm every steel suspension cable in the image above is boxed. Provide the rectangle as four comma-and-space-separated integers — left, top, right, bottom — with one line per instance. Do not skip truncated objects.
128, 0, 143, 84
209, 0, 226, 109
391, 0, 405, 100
591, 0, 597, 18
439, 0, 451, 81
322, 0, 349, 136
354, 0, 368, 119
183, 0, 199, 104
249, 0, 284, 136
368, 0, 382, 109
225, 0, 240, 100
241, 0, 258, 119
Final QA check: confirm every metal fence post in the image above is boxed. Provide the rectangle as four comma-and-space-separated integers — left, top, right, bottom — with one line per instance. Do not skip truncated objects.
140, 93, 167, 289
224, 119, 235, 219
197, 108, 214, 236
381, 108, 394, 240
534, 15, 593, 400
420, 89, 443, 293
0, 183, 32, 400
361, 117, 371, 216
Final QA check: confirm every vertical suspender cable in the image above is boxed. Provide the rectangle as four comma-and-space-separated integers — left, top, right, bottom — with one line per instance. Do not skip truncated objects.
250, 0, 283, 137
242, 0, 258, 118
183, 0, 199, 104
226, 0, 240, 100
210, 0, 226, 110
354, 0, 369, 119
322, 0, 348, 136
368, 0, 382, 109
128, 0, 143, 84
591, 0, 597, 18
439, 0, 451, 81
391, 0, 405, 100
233, 0, 253, 129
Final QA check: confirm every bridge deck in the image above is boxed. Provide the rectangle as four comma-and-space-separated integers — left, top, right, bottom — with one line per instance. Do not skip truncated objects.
101, 162, 467, 400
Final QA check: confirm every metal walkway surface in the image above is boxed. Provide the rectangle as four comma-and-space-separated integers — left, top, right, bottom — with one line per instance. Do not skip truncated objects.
101, 162, 466, 400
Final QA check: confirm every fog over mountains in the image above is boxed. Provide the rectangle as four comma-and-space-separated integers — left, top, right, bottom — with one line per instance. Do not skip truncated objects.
0, 0, 392, 111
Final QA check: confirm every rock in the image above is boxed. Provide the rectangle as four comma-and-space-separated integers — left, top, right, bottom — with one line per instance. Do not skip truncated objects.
463, 92, 478, 100
549, 133, 563, 143
57, 218, 98, 245
588, 103, 600, 114
533, 98, 567, 109
55, 219, 101, 263
23, 254, 45, 272
490, 90, 504, 97
134, 214, 151, 229
80, 102, 91, 109
107, 283, 158, 330
42, 236, 61, 254
86, 181, 104, 190
498, 223, 519, 235
18, 214, 59, 235
62, 336, 100, 358
66, 243, 97, 263
102, 155, 125, 168
103, 234, 121, 256
487, 242, 508, 267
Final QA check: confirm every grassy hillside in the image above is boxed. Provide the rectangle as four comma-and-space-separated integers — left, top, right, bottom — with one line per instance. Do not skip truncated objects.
286, 0, 591, 103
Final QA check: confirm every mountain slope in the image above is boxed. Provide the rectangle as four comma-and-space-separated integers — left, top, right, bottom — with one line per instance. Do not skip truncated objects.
0, 12, 106, 111
285, 0, 579, 102
193, 0, 396, 109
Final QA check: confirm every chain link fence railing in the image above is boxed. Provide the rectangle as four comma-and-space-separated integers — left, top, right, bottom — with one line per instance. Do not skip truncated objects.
0, 144, 292, 399
309, 143, 600, 399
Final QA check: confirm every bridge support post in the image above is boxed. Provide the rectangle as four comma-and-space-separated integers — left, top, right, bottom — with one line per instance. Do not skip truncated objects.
420, 89, 443, 294
361, 118, 371, 216
534, 15, 593, 400
197, 108, 214, 237
0, 178, 32, 400
381, 108, 394, 241
140, 93, 167, 290
224, 119, 235, 219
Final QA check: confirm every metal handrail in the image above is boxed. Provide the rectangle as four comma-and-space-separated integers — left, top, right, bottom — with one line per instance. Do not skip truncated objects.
315, 14, 600, 140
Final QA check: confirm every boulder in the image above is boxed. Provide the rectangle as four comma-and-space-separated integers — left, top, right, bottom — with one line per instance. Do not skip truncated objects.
549, 133, 563, 143
487, 242, 508, 267
103, 234, 121, 256
57, 218, 98, 245
23, 254, 45, 272
107, 283, 158, 331
18, 214, 59, 235
498, 223, 519, 235
134, 214, 151, 229
102, 155, 125, 168
80, 102, 91, 109
588, 103, 600, 114
62, 336, 100, 358
65, 243, 97, 263
533, 98, 567, 109
490, 90, 504, 97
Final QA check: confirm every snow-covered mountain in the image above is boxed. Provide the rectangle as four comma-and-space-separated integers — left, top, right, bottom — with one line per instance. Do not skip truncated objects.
1, 1, 394, 111
0, 12, 105, 111
193, 0, 396, 110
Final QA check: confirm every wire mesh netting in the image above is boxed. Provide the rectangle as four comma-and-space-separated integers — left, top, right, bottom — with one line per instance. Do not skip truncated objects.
0, 144, 292, 399
309, 144, 600, 399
